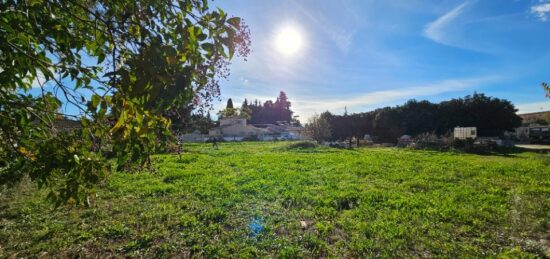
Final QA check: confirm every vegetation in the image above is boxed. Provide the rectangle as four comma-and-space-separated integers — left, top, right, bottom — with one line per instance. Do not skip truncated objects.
305, 114, 332, 143
218, 98, 242, 119
322, 93, 522, 143
247, 91, 295, 125
165, 103, 216, 134
216, 91, 298, 125
1, 142, 548, 257
0, 0, 250, 204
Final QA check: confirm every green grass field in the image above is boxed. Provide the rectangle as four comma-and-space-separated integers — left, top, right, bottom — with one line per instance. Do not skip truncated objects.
1, 142, 549, 257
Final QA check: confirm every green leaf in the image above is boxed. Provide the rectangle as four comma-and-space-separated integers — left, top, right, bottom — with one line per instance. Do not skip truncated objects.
91, 94, 101, 108
227, 17, 241, 28
97, 53, 106, 64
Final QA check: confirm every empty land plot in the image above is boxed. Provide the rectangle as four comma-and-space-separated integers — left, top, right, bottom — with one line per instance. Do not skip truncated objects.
1, 142, 549, 257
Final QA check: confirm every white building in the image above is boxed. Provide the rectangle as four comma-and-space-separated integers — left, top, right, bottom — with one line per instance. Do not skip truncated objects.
209, 117, 305, 141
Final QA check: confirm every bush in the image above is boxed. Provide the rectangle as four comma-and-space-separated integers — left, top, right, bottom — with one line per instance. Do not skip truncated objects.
286, 141, 318, 149
411, 133, 450, 150
162, 139, 182, 154
243, 135, 259, 141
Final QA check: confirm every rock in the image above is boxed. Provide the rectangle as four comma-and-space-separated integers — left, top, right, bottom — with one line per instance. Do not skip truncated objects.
300, 220, 307, 229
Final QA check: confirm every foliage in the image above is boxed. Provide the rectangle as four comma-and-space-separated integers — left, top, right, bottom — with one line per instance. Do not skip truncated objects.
247, 91, 294, 124
323, 93, 521, 143
411, 132, 450, 150
0, 0, 250, 204
165, 105, 215, 134
216, 91, 295, 123
239, 98, 252, 119
217, 98, 240, 118
1, 142, 548, 257
305, 114, 331, 143
285, 141, 318, 149
217, 108, 239, 118
543, 82, 550, 98
226, 98, 234, 109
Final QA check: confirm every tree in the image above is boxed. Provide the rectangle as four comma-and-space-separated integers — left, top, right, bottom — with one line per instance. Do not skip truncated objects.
305, 114, 332, 143
322, 93, 521, 143
218, 107, 238, 118
439, 93, 521, 136
226, 98, 235, 109
543, 82, 550, 98
275, 91, 291, 110
247, 92, 293, 124
0, 0, 250, 205
240, 99, 252, 119
372, 107, 405, 143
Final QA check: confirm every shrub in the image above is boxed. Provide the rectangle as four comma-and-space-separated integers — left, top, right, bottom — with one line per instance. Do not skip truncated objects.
286, 141, 318, 149
412, 133, 450, 150
243, 135, 259, 141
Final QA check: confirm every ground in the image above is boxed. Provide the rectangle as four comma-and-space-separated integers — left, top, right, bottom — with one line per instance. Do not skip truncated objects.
516, 144, 550, 150
1, 142, 549, 257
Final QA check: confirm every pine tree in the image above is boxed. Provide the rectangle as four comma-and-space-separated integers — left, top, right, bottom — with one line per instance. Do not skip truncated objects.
226, 98, 234, 109
275, 91, 291, 110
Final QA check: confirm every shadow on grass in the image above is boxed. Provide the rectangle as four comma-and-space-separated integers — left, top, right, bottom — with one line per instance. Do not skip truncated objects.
457, 146, 549, 157
274, 141, 346, 153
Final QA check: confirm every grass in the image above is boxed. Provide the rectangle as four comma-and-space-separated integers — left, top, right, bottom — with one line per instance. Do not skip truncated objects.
1, 141, 549, 257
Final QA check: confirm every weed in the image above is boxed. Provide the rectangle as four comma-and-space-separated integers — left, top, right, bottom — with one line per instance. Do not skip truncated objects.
0, 142, 548, 257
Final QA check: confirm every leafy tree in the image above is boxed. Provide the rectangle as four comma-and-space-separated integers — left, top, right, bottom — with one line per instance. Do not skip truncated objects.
439, 93, 521, 136
240, 99, 252, 119
323, 93, 521, 143
305, 114, 331, 143
543, 82, 550, 98
246, 92, 293, 124
217, 107, 238, 118
372, 107, 405, 143
0, 0, 250, 205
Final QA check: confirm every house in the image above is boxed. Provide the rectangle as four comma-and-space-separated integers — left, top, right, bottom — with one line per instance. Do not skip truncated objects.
209, 117, 305, 141
177, 131, 207, 142
53, 118, 81, 132
208, 117, 268, 141
519, 111, 550, 125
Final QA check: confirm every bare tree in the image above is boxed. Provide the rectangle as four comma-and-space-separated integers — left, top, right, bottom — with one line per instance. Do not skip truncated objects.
305, 114, 332, 143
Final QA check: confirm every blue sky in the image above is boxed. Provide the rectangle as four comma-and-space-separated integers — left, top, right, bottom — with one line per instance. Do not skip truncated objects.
213, 0, 550, 121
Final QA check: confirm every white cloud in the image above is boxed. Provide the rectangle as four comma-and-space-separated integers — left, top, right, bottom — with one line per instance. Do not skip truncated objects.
291, 76, 498, 121
531, 3, 550, 21
25, 68, 54, 88
424, 1, 470, 45
422, 1, 495, 52
239, 77, 249, 85
515, 101, 550, 114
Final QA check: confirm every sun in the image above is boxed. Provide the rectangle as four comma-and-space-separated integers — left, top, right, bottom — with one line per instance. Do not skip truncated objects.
275, 27, 303, 56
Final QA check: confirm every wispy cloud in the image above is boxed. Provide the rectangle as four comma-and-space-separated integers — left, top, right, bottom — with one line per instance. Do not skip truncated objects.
421, 1, 495, 52
531, 3, 550, 21
291, 76, 498, 120
516, 101, 550, 114
290, 0, 364, 54
424, 1, 470, 45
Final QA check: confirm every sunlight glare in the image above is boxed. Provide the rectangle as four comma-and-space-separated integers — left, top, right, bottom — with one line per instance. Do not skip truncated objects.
275, 27, 303, 56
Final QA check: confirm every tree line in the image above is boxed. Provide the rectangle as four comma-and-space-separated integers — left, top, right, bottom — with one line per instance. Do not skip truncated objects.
315, 93, 522, 143
218, 91, 298, 125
